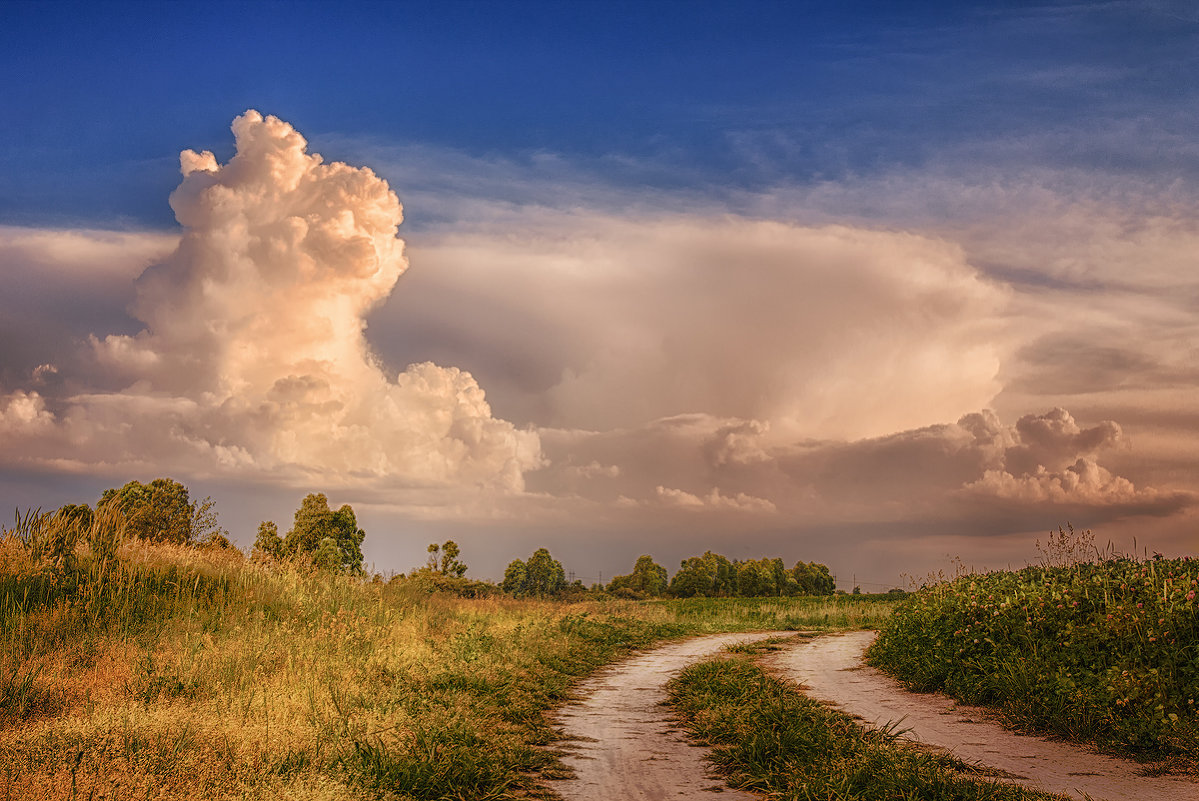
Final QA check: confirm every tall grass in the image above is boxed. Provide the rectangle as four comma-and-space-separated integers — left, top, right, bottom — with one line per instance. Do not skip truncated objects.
666, 643, 1063, 800
868, 552, 1199, 763
0, 510, 892, 800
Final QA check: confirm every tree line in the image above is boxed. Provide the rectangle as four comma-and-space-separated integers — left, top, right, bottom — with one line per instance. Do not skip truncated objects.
37, 477, 838, 597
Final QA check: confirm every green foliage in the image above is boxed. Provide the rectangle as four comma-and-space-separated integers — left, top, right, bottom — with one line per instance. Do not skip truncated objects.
668, 551, 835, 598
425, 540, 468, 577
502, 548, 566, 597
608, 554, 668, 598
869, 553, 1199, 760
501, 559, 527, 595
669, 550, 735, 597
667, 651, 1058, 800
97, 478, 226, 545
791, 560, 836, 595
251, 520, 283, 560
281, 493, 365, 574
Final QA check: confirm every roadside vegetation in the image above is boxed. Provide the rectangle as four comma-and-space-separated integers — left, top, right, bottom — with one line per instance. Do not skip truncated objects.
868, 527, 1199, 766
0, 480, 890, 800
666, 642, 1064, 801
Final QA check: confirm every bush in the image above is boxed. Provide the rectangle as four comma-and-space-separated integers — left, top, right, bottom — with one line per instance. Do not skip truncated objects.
869, 553, 1199, 759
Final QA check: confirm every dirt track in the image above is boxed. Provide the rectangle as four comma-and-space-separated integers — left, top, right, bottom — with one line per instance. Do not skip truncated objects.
547, 631, 789, 800
765, 630, 1199, 801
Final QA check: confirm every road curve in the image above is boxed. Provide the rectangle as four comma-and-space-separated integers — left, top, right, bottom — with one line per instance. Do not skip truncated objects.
547, 631, 793, 801
765, 630, 1199, 801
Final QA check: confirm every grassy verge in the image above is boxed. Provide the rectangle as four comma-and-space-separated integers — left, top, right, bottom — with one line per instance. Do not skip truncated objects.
666, 644, 1065, 801
0, 526, 896, 800
867, 556, 1199, 764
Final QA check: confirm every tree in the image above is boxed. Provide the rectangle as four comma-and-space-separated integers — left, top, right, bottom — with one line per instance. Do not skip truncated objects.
502, 548, 566, 597
426, 540, 468, 577
735, 558, 777, 597
668, 551, 735, 598
524, 548, 566, 597
608, 554, 668, 598
501, 559, 527, 594
56, 503, 93, 531
252, 520, 284, 560
282, 493, 365, 574
791, 561, 835, 596
98, 478, 224, 544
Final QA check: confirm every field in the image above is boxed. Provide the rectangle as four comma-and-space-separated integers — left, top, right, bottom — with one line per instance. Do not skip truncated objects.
0, 524, 891, 801
867, 546, 1199, 766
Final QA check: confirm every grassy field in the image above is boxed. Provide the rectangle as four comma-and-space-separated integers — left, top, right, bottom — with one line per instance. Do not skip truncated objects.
867, 550, 1199, 765
666, 640, 1064, 801
0, 514, 892, 800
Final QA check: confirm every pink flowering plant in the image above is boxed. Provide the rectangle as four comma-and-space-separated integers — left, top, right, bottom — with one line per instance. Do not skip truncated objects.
868, 536, 1199, 761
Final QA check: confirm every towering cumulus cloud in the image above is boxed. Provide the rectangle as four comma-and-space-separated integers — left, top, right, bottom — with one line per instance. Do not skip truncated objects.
4, 111, 540, 489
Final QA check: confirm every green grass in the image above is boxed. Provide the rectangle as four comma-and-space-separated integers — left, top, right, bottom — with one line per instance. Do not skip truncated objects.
868, 555, 1199, 764
646, 593, 896, 631
666, 644, 1065, 801
0, 514, 899, 801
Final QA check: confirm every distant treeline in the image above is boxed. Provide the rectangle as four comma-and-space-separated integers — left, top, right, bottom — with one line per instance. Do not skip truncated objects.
28, 477, 837, 600
607, 551, 835, 599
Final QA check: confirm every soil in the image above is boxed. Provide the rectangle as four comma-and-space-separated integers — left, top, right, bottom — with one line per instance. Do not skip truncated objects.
546, 631, 791, 800
764, 630, 1199, 801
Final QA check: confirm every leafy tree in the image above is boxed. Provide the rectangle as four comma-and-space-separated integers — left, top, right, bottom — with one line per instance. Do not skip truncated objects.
502, 548, 566, 597
791, 561, 836, 596
736, 558, 777, 597
609, 554, 668, 598
668, 551, 736, 597
426, 540, 468, 577
252, 520, 283, 560
501, 559, 527, 594
524, 548, 566, 597
56, 503, 93, 531
98, 478, 224, 544
313, 537, 343, 571
282, 493, 365, 573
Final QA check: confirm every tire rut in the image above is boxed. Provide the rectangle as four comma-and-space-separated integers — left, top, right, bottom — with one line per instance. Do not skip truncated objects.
764, 630, 1199, 801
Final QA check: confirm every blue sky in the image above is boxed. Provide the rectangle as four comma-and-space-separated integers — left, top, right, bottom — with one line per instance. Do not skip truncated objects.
1, 1, 1198, 584
5, 1, 1197, 227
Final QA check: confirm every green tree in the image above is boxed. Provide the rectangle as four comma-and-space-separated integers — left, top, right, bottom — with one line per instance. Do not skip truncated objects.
56, 503, 93, 531
283, 493, 365, 574
252, 520, 283, 560
668, 551, 735, 597
313, 537, 343, 571
524, 548, 566, 597
735, 558, 777, 597
502, 548, 566, 597
98, 478, 223, 544
501, 559, 527, 594
426, 540, 468, 577
791, 561, 836, 596
609, 554, 668, 598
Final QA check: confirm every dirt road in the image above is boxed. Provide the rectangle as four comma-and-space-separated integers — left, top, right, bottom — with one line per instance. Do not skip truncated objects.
765, 630, 1199, 801
547, 631, 791, 800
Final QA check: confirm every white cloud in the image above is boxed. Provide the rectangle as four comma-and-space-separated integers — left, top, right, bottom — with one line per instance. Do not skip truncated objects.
381, 214, 1012, 440
0, 112, 541, 492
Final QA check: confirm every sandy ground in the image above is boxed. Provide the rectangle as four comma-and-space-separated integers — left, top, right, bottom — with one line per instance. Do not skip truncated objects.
765, 630, 1199, 801
546, 631, 792, 800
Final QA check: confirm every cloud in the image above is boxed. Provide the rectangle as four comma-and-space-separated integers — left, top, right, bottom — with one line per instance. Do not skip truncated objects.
0, 111, 540, 491
375, 213, 1013, 440
528, 407, 1191, 531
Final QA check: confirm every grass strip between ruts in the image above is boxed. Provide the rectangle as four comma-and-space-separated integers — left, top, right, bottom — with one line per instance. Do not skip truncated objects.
664, 642, 1067, 801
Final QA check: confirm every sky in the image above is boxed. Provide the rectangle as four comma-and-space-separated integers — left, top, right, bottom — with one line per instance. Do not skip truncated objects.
2, 0, 1198, 588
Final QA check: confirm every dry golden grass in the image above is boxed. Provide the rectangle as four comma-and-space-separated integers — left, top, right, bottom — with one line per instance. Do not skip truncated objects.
1, 515, 893, 800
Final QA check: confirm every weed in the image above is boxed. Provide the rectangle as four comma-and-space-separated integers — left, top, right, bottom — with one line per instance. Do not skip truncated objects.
869, 547, 1199, 761
666, 652, 1063, 800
